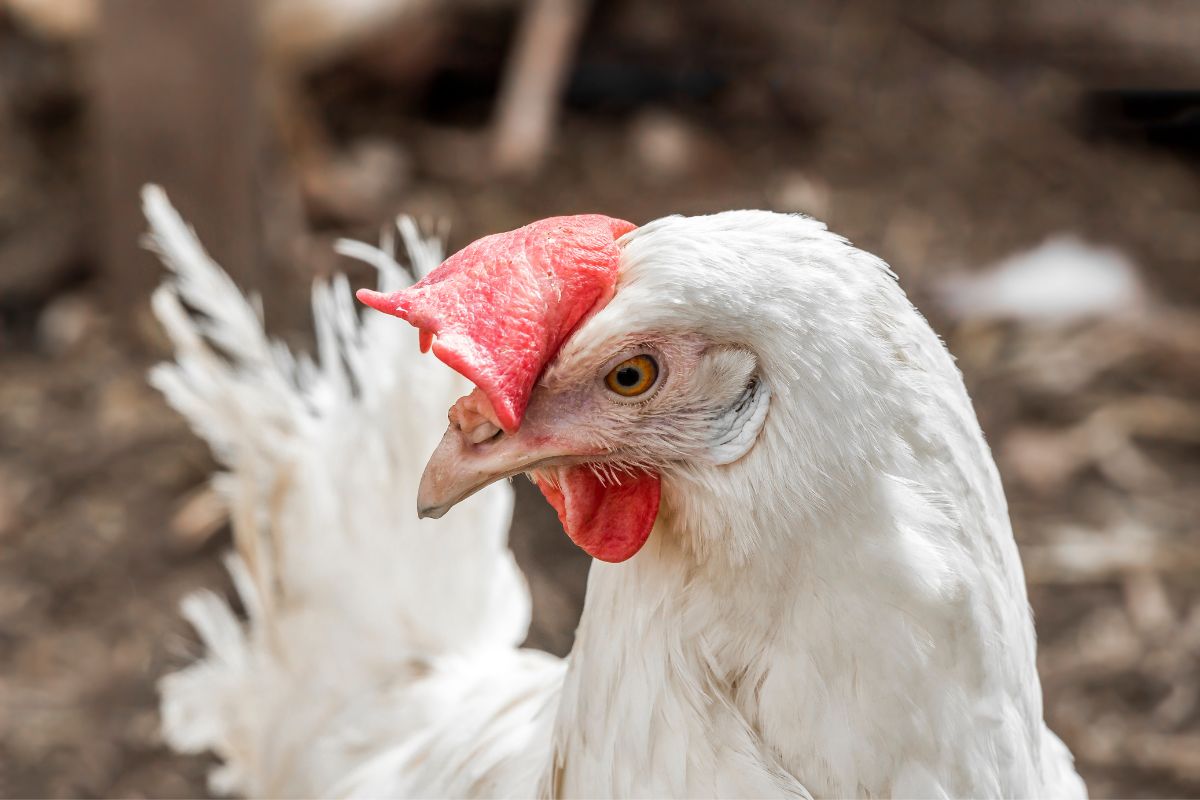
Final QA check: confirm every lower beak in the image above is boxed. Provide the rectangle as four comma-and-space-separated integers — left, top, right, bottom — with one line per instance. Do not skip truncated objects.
417, 423, 570, 519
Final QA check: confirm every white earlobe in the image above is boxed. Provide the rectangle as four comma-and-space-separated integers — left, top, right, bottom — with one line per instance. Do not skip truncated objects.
707, 378, 770, 465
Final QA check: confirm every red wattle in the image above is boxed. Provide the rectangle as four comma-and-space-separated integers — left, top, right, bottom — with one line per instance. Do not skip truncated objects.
533, 466, 660, 563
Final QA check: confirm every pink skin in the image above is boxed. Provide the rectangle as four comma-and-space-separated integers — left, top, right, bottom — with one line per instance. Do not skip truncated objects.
358, 214, 661, 563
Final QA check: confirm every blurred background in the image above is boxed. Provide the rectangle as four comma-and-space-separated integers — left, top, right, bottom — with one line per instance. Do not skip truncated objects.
1, 0, 1198, 796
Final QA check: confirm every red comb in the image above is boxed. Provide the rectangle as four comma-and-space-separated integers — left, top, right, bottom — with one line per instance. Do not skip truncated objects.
357, 215, 636, 431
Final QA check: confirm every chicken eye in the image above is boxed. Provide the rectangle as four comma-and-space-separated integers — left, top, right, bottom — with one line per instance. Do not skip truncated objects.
604, 355, 659, 397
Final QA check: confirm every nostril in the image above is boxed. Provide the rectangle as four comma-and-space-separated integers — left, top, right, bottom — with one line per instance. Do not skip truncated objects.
448, 388, 506, 443
466, 421, 502, 445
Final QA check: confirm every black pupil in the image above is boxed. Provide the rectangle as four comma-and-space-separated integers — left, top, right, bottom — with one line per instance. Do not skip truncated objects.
616, 366, 642, 388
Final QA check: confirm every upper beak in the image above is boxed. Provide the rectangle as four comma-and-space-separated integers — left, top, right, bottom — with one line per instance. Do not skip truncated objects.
416, 422, 570, 519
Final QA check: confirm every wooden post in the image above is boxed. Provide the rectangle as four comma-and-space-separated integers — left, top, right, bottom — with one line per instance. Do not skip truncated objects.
491, 0, 589, 177
92, 0, 261, 331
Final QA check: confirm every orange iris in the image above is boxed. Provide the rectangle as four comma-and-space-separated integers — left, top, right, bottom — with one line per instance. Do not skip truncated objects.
604, 355, 658, 397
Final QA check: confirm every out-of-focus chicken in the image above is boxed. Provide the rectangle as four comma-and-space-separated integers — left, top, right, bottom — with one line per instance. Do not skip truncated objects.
147, 187, 1085, 798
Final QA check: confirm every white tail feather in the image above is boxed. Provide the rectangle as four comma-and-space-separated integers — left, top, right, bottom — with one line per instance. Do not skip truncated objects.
143, 186, 532, 796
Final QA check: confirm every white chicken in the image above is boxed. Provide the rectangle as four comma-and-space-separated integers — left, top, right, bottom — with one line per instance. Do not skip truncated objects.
145, 186, 1086, 798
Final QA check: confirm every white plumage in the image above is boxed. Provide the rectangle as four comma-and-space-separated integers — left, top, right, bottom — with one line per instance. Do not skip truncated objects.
145, 187, 1085, 798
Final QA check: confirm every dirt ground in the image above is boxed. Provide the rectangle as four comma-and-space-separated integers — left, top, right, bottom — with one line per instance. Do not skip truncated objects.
2, 1, 1199, 797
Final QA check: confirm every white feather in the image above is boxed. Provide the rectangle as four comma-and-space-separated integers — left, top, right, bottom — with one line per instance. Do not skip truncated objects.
145, 185, 547, 797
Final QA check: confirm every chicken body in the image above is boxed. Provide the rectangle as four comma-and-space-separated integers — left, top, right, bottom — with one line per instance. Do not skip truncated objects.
147, 192, 1084, 798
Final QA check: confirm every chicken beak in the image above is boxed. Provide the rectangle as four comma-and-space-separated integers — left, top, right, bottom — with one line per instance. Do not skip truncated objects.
416, 422, 569, 519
